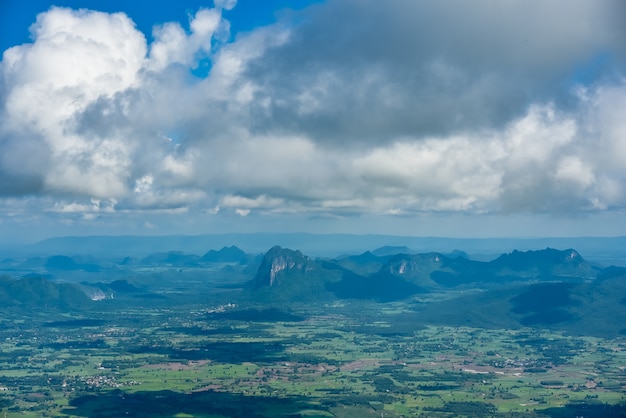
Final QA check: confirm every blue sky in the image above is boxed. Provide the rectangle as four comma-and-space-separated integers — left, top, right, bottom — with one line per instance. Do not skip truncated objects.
0, 0, 320, 52
1, 0, 625, 243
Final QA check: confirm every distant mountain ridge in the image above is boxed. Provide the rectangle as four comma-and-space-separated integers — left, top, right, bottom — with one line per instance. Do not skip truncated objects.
45, 255, 100, 272
371, 246, 413, 257
13, 234, 626, 265
140, 251, 201, 267
201, 246, 247, 263
490, 248, 592, 276
136, 246, 247, 267
251, 246, 601, 302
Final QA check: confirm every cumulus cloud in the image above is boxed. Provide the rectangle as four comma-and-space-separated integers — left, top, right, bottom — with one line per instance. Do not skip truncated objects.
241, 0, 626, 144
0, 0, 625, 229
147, 7, 227, 71
1, 7, 146, 199
0, 4, 231, 203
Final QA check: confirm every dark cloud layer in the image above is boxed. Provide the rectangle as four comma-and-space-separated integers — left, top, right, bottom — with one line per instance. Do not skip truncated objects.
242, 0, 625, 143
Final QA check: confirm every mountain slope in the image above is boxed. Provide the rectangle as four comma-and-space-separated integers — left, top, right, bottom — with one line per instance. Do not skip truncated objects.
489, 248, 597, 279
45, 255, 100, 272
379, 248, 598, 288
0, 275, 92, 310
248, 246, 341, 302
334, 251, 389, 276
200, 246, 247, 263
418, 265, 626, 337
251, 247, 424, 302
252, 246, 314, 288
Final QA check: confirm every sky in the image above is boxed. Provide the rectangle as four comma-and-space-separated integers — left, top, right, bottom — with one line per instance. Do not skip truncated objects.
1, 0, 625, 243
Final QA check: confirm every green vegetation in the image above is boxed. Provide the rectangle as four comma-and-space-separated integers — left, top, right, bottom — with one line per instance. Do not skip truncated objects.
0, 245, 624, 417
0, 299, 624, 417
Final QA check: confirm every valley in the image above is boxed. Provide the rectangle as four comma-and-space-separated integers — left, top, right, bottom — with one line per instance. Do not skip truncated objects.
0, 238, 625, 417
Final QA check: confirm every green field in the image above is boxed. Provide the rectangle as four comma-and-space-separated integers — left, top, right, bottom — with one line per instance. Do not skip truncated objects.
0, 290, 624, 417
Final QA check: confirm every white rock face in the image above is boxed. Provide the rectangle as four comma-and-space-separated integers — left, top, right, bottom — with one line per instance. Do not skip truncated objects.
269, 257, 298, 286
254, 246, 309, 288
88, 289, 108, 301
80, 286, 113, 301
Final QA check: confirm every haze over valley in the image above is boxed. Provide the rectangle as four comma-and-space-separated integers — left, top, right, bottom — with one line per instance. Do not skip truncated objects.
0, 234, 626, 416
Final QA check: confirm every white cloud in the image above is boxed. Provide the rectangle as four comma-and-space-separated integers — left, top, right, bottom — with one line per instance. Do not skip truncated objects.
554, 156, 595, 188
214, 0, 237, 11
353, 136, 503, 206
221, 194, 284, 210
52, 201, 93, 213
132, 173, 206, 209
0, 0, 625, 231
50, 198, 117, 223
147, 22, 188, 71
0, 4, 232, 206
1, 7, 146, 199
235, 208, 250, 216
134, 175, 154, 194
147, 8, 224, 72
205, 206, 220, 215
2, 7, 145, 129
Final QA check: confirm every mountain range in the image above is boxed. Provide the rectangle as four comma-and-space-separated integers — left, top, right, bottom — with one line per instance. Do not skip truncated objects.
248, 246, 626, 336
1, 244, 624, 336
252, 246, 599, 298
8, 233, 626, 265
